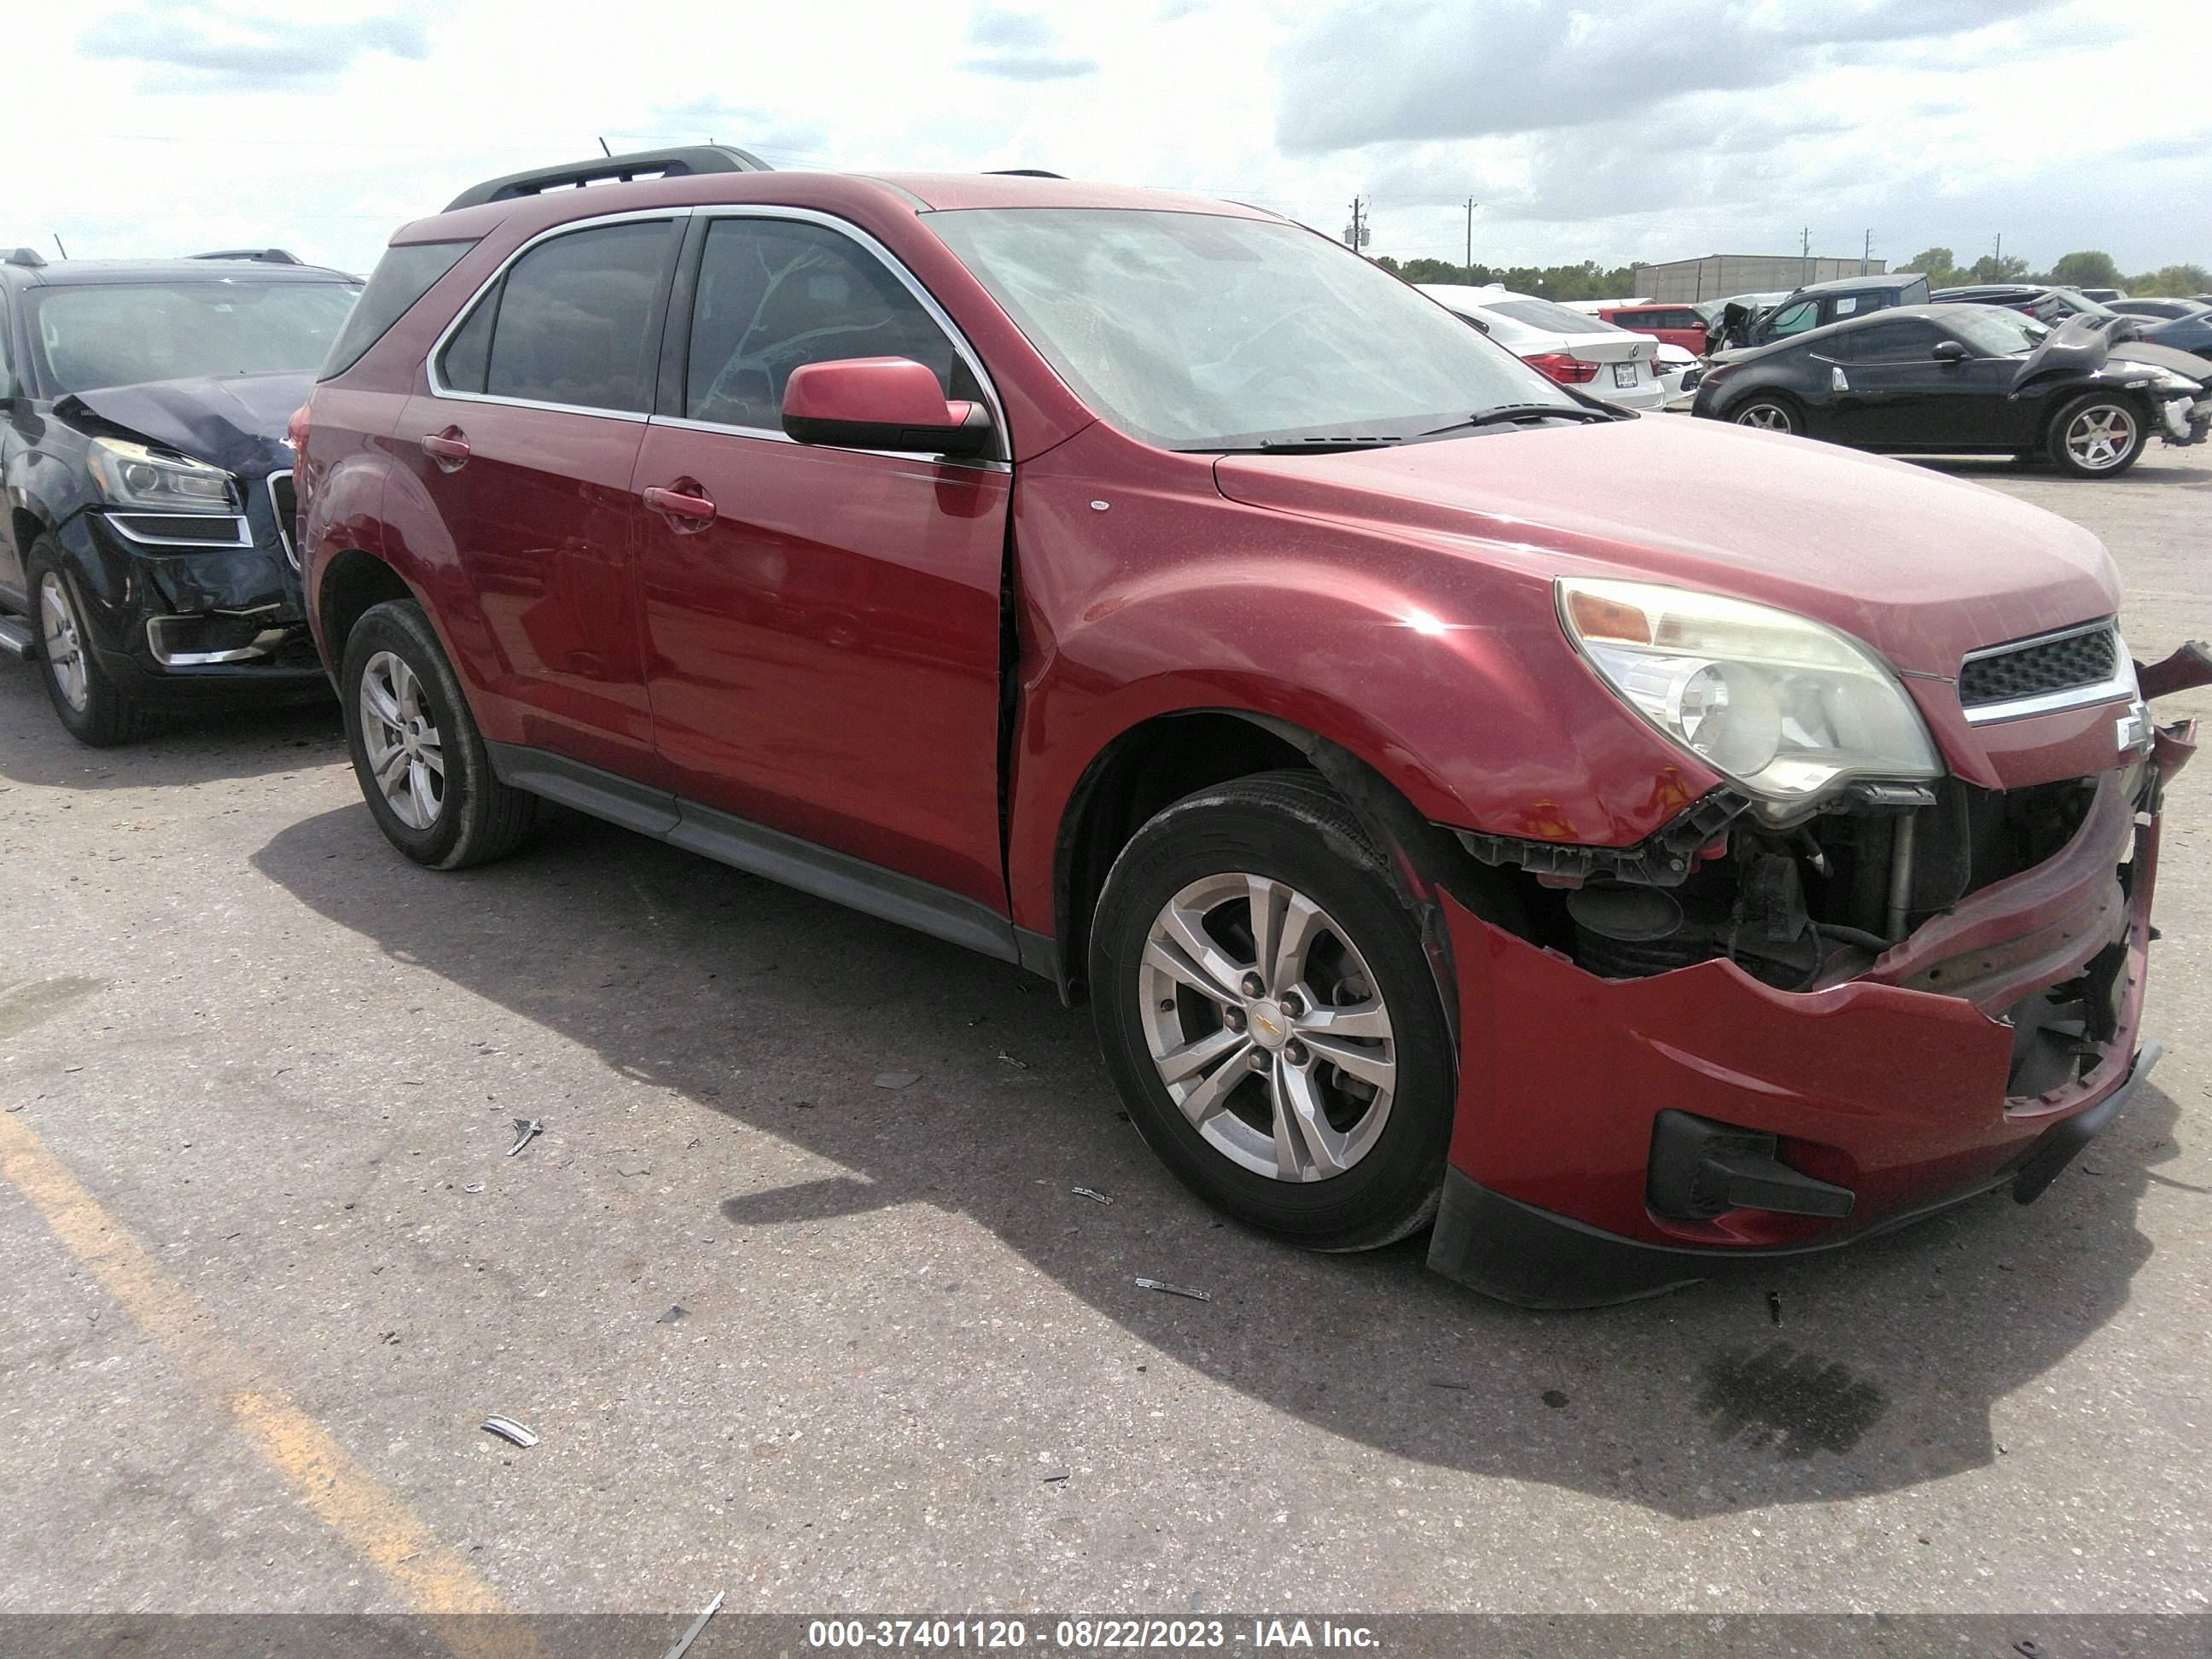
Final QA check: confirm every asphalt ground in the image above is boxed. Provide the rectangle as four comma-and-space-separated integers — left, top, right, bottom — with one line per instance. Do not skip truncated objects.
2, 445, 2209, 1631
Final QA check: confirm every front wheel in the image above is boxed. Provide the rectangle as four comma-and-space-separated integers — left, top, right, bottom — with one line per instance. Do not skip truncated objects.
26, 543, 151, 746
2046, 393, 2146, 477
339, 598, 538, 869
1090, 771, 1456, 1251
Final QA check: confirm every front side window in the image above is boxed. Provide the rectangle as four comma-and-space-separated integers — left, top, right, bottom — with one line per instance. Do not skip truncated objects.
1763, 300, 1818, 337
445, 219, 676, 415
32, 281, 361, 395
1842, 321, 1938, 364
683, 218, 963, 429
926, 208, 1568, 450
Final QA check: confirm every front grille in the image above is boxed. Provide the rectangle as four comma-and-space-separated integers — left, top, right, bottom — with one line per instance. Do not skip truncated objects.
1959, 623, 2120, 713
268, 471, 299, 568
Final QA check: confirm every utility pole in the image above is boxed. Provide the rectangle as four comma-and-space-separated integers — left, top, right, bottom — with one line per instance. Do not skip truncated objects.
1801, 224, 1813, 282
1343, 196, 1368, 253
1862, 229, 1872, 274
1464, 196, 1477, 279
1994, 232, 2003, 268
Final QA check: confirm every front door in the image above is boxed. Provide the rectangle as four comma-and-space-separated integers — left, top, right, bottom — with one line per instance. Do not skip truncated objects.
1828, 318, 2013, 449
392, 216, 682, 778
634, 212, 1012, 911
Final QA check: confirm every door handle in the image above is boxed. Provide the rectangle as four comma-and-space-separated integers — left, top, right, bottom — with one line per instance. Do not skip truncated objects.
643, 483, 717, 528
420, 428, 470, 470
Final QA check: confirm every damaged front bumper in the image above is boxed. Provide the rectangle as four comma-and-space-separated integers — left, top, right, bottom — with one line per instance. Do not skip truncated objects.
1427, 715, 2196, 1308
58, 490, 326, 702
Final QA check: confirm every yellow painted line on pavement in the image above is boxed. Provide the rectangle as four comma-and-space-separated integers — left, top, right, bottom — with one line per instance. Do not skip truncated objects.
0, 1109, 529, 1644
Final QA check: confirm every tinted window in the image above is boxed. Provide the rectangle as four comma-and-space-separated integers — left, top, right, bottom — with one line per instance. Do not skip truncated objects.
438, 293, 496, 393
684, 218, 961, 429
1842, 321, 1938, 363
321, 240, 471, 380
481, 221, 674, 414
32, 281, 361, 393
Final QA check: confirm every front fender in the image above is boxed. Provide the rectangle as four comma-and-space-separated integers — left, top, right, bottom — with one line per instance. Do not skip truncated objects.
1003, 430, 1714, 934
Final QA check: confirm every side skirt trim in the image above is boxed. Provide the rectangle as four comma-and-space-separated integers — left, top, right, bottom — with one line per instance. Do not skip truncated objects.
487, 742, 1022, 966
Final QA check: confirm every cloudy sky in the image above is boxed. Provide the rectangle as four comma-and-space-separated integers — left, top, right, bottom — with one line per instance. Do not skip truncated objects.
10, 0, 2209, 278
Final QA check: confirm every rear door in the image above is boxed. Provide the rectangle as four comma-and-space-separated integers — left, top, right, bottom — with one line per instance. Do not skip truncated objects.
632, 211, 1012, 911
392, 214, 681, 778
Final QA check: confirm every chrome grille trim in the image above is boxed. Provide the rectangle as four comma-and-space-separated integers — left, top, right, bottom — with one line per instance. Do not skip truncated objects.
1959, 620, 2134, 725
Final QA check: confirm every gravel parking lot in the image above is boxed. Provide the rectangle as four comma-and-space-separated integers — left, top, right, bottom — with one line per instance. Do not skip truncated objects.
3, 447, 2209, 1623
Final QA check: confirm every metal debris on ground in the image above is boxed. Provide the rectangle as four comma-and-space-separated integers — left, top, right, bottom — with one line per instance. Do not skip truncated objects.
657, 1305, 689, 1324
505, 1118, 544, 1157
480, 1415, 539, 1448
873, 1072, 921, 1090
665, 1589, 725, 1659
1071, 1186, 1114, 1205
1767, 1289, 1784, 1326
1429, 1379, 1472, 1391
997, 1051, 1031, 1069
1042, 1470, 1071, 1484
463, 1182, 486, 1194
1135, 1277, 1211, 1302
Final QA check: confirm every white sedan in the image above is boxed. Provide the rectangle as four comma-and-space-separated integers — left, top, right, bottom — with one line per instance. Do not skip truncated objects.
1417, 284, 1666, 410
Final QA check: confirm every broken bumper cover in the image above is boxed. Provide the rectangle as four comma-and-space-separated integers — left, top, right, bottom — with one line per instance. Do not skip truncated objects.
1427, 736, 2190, 1307
61, 506, 325, 700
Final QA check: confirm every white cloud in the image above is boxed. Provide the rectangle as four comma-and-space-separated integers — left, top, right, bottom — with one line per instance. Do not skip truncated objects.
3, 0, 2203, 280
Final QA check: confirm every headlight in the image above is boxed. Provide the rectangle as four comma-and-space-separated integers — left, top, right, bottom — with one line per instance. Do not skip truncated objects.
85, 438, 238, 513
1557, 578, 1941, 810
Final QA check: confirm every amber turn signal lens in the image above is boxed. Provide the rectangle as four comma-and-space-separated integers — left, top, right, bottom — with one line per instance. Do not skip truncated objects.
1566, 590, 1652, 644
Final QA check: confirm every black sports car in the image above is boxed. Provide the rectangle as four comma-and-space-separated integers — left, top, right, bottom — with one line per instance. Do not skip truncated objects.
1691, 304, 2212, 478
0, 248, 360, 743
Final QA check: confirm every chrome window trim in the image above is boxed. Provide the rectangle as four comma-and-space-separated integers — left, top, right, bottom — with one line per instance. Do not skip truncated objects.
422, 201, 1012, 461
102, 510, 253, 549
1959, 620, 2135, 726
267, 469, 298, 569
424, 207, 690, 421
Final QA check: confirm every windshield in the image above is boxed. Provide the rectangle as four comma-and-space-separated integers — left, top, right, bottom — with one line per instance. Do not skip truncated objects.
925, 208, 1571, 450
1947, 308, 2051, 356
28, 280, 361, 394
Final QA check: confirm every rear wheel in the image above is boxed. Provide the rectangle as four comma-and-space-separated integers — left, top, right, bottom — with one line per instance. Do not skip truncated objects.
339, 599, 538, 869
2046, 393, 2146, 477
26, 541, 151, 747
1090, 771, 1456, 1251
1732, 395, 1802, 435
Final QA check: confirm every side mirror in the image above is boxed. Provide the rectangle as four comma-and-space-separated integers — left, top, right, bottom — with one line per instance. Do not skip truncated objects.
1931, 340, 1969, 363
781, 358, 994, 458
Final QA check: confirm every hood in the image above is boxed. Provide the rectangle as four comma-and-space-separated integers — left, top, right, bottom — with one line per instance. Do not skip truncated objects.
2109, 340, 2212, 383
1212, 414, 2118, 680
54, 371, 309, 479
2012, 316, 2109, 388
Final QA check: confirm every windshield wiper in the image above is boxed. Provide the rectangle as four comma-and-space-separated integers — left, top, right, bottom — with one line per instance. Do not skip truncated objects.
1189, 435, 1406, 455
1418, 405, 1621, 437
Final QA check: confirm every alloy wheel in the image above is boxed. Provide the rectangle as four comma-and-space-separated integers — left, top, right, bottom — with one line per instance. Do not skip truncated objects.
2063, 404, 2135, 471
1136, 871, 1397, 1182
358, 650, 445, 830
1736, 402, 1793, 433
38, 572, 89, 713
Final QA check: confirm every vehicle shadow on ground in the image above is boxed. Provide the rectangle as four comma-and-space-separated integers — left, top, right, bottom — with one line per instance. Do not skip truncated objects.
253, 801, 2178, 1521
0, 667, 339, 789
1910, 456, 2212, 486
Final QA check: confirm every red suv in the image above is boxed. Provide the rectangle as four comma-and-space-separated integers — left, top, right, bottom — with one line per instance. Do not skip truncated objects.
296, 148, 2203, 1307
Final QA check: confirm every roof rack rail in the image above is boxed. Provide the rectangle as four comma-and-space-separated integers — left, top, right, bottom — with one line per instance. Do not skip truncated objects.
6, 246, 48, 269
444, 144, 774, 212
189, 247, 303, 265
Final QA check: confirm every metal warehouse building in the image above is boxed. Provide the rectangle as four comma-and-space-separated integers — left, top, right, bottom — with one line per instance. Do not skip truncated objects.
1632, 253, 1890, 303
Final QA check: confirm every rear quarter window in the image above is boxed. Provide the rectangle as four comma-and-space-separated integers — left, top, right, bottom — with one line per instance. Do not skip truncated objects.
318, 239, 476, 381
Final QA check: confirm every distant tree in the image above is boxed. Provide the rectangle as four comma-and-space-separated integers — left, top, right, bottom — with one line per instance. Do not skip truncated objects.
1966, 253, 2030, 284
2128, 263, 2212, 297
2049, 250, 2123, 290
1906, 247, 1960, 287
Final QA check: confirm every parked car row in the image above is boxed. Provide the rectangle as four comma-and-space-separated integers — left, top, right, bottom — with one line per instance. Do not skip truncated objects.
4, 149, 2205, 1309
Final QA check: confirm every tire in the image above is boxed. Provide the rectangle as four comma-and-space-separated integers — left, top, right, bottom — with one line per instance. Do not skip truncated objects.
338, 598, 538, 869
1730, 394, 1802, 435
25, 540, 152, 747
2046, 393, 2147, 478
1090, 770, 1456, 1252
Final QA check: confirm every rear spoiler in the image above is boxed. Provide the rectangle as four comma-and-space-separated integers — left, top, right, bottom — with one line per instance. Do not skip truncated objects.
444, 144, 774, 212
